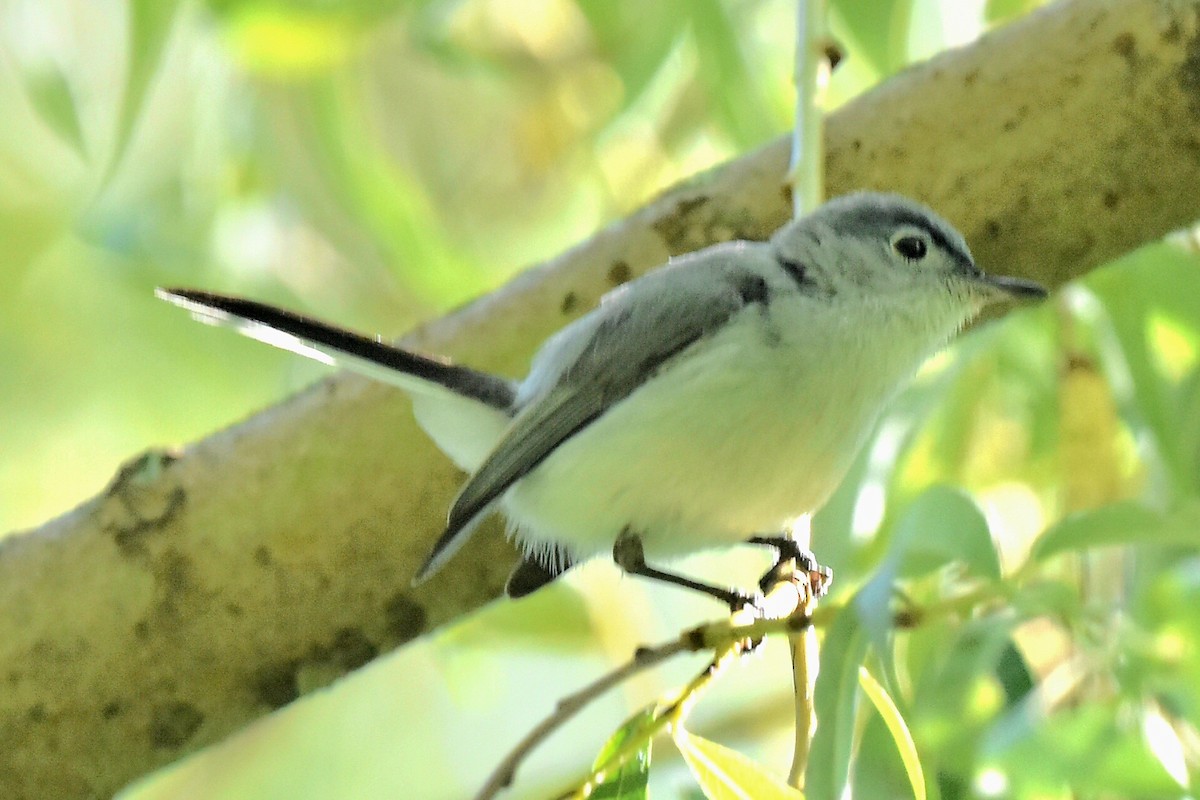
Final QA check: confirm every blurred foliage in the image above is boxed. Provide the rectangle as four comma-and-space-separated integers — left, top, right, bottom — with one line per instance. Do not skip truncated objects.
5, 0, 1200, 798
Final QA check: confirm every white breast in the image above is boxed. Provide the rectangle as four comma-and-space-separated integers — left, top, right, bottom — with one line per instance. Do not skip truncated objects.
499, 290, 963, 567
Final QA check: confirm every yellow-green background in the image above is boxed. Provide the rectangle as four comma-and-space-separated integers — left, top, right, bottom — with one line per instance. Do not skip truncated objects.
6, 0, 1200, 798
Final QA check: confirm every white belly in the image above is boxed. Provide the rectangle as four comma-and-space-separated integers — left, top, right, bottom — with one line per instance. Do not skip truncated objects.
500, 304, 919, 566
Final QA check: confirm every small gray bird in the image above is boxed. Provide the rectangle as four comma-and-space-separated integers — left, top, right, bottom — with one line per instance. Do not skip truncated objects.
158, 192, 1046, 600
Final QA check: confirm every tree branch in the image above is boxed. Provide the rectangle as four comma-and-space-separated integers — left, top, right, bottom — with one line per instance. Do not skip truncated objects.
3, 0, 1200, 796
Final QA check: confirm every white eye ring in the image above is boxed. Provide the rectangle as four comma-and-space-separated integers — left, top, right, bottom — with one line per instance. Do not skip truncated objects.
892, 234, 929, 261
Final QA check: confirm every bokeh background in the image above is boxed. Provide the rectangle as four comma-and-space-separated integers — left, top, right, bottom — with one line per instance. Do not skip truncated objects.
6, 0, 1200, 798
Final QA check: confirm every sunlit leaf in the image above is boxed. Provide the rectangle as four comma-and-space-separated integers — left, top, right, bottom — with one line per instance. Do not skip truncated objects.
286, 79, 482, 305
859, 667, 925, 800
1087, 243, 1200, 494
985, 0, 1051, 25
576, 0, 689, 111
829, 0, 914, 76
893, 485, 1000, 581
223, 6, 357, 75
438, 578, 596, 652
589, 706, 656, 800
107, 0, 182, 180
675, 728, 803, 800
687, 0, 777, 148
805, 606, 868, 800
1031, 501, 1200, 561
983, 704, 1185, 797
1059, 355, 1126, 511
23, 66, 86, 156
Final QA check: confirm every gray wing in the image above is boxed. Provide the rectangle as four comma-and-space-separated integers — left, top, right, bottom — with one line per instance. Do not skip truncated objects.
414, 245, 773, 580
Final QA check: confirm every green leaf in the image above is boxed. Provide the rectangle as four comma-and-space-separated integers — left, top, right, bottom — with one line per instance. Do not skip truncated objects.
1031, 501, 1200, 561
687, 0, 777, 148
993, 640, 1034, 708
1087, 243, 1200, 494
106, 0, 182, 181
859, 667, 925, 800
985, 0, 1048, 25
893, 485, 1000, 581
24, 66, 87, 155
984, 704, 1185, 797
829, 0, 914, 76
805, 605, 868, 800
439, 580, 595, 651
589, 706, 656, 800
675, 729, 803, 800
577, 0, 690, 111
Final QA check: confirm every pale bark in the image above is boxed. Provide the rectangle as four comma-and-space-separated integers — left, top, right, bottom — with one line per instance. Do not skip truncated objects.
4, 0, 1200, 796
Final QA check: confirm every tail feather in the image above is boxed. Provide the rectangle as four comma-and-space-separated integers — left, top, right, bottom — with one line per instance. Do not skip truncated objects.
156, 288, 517, 410
160, 287, 521, 581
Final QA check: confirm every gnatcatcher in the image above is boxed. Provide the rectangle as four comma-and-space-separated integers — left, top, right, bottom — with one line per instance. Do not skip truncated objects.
158, 192, 1046, 601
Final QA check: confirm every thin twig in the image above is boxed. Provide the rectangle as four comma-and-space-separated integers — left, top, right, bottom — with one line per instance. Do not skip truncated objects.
569, 643, 744, 800
789, 0, 829, 218
787, 574, 821, 787
474, 590, 810, 800
472, 638, 690, 800
787, 0, 830, 786
475, 573, 1016, 799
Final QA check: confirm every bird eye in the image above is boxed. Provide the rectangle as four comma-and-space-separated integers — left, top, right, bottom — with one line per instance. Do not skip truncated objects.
893, 235, 928, 261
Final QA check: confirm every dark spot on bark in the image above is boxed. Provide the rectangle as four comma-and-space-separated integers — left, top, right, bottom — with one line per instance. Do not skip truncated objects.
150, 701, 204, 749
650, 194, 715, 255
111, 488, 187, 555
850, 138, 862, 152
1178, 26, 1200, 118
105, 450, 185, 557
134, 620, 150, 640
736, 275, 770, 306
676, 195, 708, 216
27, 704, 46, 723
101, 701, 122, 720
780, 183, 793, 206
253, 545, 272, 567
1064, 72, 1083, 88
1112, 32, 1137, 66
984, 218, 1002, 239
328, 627, 377, 671
964, 68, 979, 86
607, 260, 632, 286
1002, 118, 1020, 132
104, 450, 179, 500
385, 592, 427, 643
158, 548, 193, 594
225, 602, 244, 617
1164, 19, 1182, 44
1103, 190, 1119, 210
560, 291, 579, 315
254, 661, 300, 709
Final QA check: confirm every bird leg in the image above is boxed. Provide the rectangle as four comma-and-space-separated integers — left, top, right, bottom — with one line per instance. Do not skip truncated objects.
613, 530, 758, 611
746, 535, 833, 598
